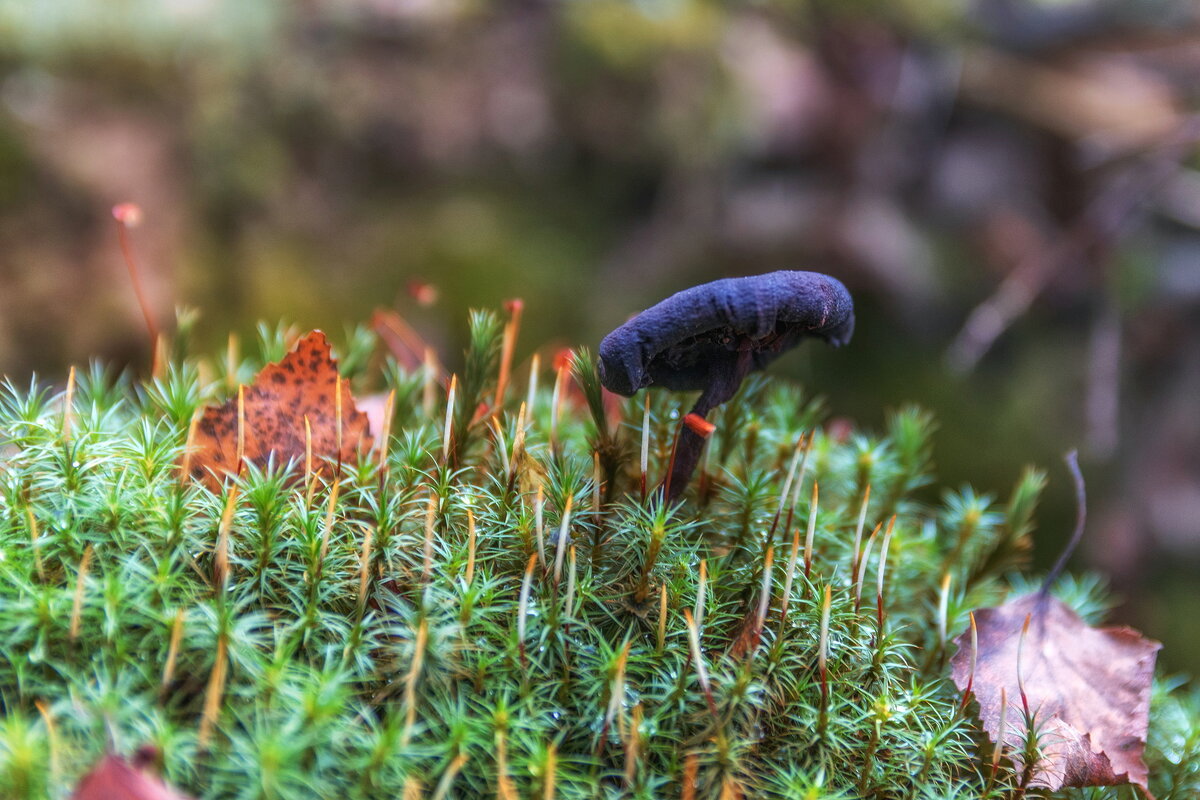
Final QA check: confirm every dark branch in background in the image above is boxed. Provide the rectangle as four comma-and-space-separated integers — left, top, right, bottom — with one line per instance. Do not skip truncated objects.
947, 116, 1200, 373
1085, 294, 1122, 459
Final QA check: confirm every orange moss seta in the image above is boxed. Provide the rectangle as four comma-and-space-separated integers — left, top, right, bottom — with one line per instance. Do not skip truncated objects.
681, 413, 716, 439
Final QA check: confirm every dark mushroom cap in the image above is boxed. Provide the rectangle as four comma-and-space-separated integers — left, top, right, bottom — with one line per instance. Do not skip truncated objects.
598, 270, 854, 397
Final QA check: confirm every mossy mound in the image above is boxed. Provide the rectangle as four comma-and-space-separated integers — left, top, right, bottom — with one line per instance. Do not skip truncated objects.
0, 314, 1196, 799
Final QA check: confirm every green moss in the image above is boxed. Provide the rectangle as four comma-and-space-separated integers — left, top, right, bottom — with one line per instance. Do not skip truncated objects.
0, 315, 1196, 799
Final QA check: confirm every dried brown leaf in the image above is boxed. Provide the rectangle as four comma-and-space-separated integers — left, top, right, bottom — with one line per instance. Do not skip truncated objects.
726, 605, 759, 660
188, 331, 372, 486
951, 593, 1160, 793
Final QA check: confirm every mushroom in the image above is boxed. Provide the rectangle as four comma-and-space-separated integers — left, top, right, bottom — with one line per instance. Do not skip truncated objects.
599, 270, 854, 502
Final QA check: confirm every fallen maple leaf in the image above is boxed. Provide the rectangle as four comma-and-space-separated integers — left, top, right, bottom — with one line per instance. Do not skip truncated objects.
188, 331, 373, 486
73, 752, 194, 800
951, 592, 1160, 793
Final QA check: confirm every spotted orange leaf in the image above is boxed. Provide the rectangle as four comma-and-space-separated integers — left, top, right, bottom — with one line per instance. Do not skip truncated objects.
188, 331, 373, 486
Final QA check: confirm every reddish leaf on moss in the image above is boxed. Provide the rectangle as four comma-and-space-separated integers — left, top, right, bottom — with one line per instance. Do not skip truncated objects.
951, 593, 1160, 793
727, 606, 760, 660
73, 753, 193, 800
188, 331, 373, 486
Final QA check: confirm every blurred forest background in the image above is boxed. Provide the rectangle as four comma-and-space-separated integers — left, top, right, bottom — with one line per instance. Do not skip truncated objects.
0, 0, 1198, 667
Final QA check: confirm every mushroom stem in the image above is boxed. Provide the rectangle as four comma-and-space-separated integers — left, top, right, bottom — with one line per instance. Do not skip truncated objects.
663, 347, 753, 503
664, 414, 713, 503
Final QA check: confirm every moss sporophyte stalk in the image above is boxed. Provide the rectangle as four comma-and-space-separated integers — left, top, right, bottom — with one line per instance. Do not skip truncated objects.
0, 296, 1197, 799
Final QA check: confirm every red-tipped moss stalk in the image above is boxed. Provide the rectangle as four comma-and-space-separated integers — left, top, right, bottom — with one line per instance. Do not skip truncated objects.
493, 298, 523, 412
693, 559, 708, 630
851, 484, 871, 578
376, 389, 395, 476
526, 352, 540, 415
682, 755, 699, 800
599, 640, 631, 754
875, 516, 896, 629
61, 365, 76, 442
518, 553, 538, 668
624, 702, 643, 786
465, 508, 477, 586
34, 700, 59, 785
1017, 612, 1032, 717
592, 451, 602, 515
961, 611, 978, 710
854, 523, 881, 613
215, 487, 238, 591
495, 721, 517, 800
781, 432, 814, 538
356, 524, 374, 615
747, 544, 775, 655
779, 515, 803, 628
818, 583, 832, 733
335, 377, 343, 478
635, 515, 666, 602
491, 416, 510, 476
26, 506, 43, 581
640, 394, 651, 501
543, 742, 557, 800
235, 385, 246, 477
318, 479, 340, 574
422, 348, 439, 419
197, 633, 228, 750
303, 415, 314, 503
657, 584, 668, 653
565, 546, 578, 619
937, 572, 952, 649
422, 493, 438, 583
535, 485, 546, 570
68, 545, 93, 643
989, 686, 1008, 787
400, 619, 428, 747
804, 481, 819, 578
509, 402, 528, 489
160, 608, 185, 699
226, 332, 239, 392
550, 355, 568, 454
554, 496, 572, 588
181, 409, 201, 486
769, 434, 807, 541
431, 753, 468, 800
442, 374, 458, 464
684, 609, 718, 718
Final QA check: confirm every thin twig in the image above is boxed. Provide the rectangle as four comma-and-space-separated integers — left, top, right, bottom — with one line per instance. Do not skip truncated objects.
1040, 449, 1085, 600
948, 117, 1200, 371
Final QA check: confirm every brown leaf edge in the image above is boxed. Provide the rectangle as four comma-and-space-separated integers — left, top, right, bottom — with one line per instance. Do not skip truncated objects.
951, 593, 1160, 795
